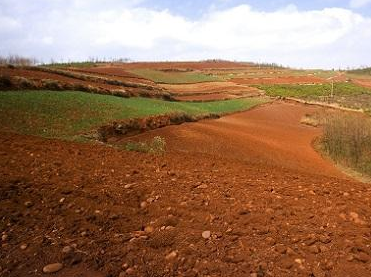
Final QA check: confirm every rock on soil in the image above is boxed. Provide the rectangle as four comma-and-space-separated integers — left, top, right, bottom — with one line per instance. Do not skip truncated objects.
42, 263, 63, 273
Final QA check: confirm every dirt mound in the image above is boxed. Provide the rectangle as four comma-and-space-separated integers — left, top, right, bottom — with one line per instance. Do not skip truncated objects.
1, 102, 371, 277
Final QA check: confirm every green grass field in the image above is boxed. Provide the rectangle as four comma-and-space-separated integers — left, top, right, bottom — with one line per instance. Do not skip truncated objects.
128, 69, 220, 84
0, 91, 267, 140
258, 82, 371, 98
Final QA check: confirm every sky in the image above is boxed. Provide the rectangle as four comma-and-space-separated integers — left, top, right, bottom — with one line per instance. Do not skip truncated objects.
1, 0, 371, 69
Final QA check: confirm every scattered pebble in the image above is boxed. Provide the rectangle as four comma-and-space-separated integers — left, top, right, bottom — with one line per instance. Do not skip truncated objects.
165, 251, 178, 260
20, 244, 28, 250
140, 201, 148, 209
144, 226, 154, 233
42, 263, 63, 273
62, 246, 73, 254
202, 231, 211, 239
198, 184, 208, 189
24, 201, 33, 207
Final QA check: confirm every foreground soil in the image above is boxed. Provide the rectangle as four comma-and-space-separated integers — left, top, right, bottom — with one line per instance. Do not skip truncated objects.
1, 102, 371, 277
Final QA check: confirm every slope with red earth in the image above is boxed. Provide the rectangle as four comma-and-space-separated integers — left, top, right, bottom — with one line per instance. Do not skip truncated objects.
1, 102, 371, 277
232, 76, 325, 85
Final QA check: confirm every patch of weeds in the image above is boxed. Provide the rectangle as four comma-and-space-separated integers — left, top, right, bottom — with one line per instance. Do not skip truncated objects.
0, 75, 13, 89
125, 136, 166, 154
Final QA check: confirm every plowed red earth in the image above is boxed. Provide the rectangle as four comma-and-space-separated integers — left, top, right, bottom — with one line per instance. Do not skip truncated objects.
232, 76, 324, 85
2, 102, 371, 277
117, 61, 250, 70
173, 93, 239, 101
161, 82, 263, 101
66, 67, 156, 86
352, 78, 371, 89
0, 67, 123, 91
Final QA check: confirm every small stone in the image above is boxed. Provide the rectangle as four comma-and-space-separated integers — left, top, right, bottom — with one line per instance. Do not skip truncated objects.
125, 267, 135, 274
202, 231, 211, 239
140, 201, 148, 209
165, 251, 178, 260
265, 237, 276, 246
198, 184, 208, 189
62, 246, 73, 254
295, 258, 303, 265
42, 263, 63, 273
275, 244, 287, 254
144, 226, 154, 233
124, 184, 133, 189
2, 234, 8, 241
343, 192, 350, 197
281, 257, 294, 269
309, 245, 320, 254
24, 201, 33, 207
20, 244, 28, 250
312, 267, 325, 277
354, 252, 370, 263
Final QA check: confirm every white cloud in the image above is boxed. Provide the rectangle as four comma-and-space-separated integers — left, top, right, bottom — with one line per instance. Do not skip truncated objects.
350, 0, 371, 8
0, 1, 371, 68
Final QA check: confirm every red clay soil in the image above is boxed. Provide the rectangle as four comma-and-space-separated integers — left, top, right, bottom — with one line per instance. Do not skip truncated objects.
66, 67, 157, 86
2, 102, 371, 277
173, 93, 240, 101
231, 76, 325, 85
0, 67, 123, 91
116, 61, 250, 70
352, 78, 371, 89
160, 82, 262, 95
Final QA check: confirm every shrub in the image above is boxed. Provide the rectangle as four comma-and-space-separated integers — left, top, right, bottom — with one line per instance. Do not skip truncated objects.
321, 112, 371, 176
14, 76, 36, 89
125, 136, 166, 154
42, 79, 62, 90
0, 75, 13, 89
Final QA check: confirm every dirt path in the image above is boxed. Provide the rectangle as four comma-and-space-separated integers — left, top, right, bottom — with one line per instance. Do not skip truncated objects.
1, 102, 371, 277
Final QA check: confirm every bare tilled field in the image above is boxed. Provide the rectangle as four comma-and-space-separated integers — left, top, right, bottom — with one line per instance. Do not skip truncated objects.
1, 61, 371, 277
231, 76, 325, 85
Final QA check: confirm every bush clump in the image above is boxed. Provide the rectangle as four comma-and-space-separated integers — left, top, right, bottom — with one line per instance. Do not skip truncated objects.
125, 136, 166, 154
0, 75, 13, 89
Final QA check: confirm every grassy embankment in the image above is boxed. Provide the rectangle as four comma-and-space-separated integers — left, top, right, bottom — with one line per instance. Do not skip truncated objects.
258, 82, 371, 111
128, 69, 220, 84
0, 91, 267, 140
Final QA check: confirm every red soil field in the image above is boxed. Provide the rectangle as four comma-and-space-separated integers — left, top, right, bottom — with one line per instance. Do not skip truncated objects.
0, 67, 123, 91
173, 93, 240, 101
231, 76, 325, 85
116, 61, 251, 70
2, 101, 371, 277
66, 67, 156, 86
352, 78, 371, 89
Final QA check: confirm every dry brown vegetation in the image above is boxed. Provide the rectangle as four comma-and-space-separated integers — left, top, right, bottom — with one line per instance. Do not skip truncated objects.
321, 112, 371, 176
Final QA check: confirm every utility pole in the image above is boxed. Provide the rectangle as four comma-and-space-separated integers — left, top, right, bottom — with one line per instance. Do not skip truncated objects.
331, 80, 334, 98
